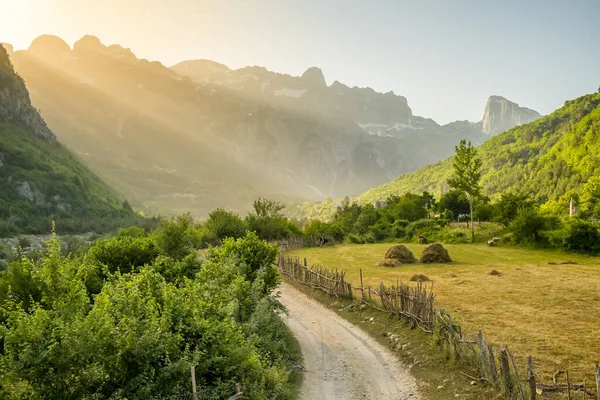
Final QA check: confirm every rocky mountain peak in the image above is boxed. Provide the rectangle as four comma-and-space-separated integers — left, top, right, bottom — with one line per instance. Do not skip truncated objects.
1, 43, 13, 57
28, 35, 71, 58
73, 35, 103, 51
0, 44, 55, 143
301, 67, 326, 87
481, 95, 541, 136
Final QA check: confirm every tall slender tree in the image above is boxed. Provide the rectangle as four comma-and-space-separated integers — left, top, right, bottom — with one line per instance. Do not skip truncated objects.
448, 140, 482, 242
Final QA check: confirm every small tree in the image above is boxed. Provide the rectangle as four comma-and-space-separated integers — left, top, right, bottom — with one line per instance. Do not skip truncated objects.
448, 140, 482, 242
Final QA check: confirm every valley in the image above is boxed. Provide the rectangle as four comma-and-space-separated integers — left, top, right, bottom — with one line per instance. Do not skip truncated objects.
1, 2, 599, 399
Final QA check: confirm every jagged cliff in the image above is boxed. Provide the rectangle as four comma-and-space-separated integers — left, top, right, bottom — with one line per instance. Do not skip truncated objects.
481, 95, 541, 136
0, 45, 55, 142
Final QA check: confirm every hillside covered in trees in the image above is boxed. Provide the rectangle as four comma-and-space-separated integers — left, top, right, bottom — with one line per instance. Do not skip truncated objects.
298, 92, 600, 220
0, 44, 145, 236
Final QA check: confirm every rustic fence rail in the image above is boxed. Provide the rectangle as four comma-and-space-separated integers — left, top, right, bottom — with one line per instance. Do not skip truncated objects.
278, 253, 600, 399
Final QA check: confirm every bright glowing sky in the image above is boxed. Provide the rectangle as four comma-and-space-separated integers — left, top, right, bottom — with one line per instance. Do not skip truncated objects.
2, 0, 599, 124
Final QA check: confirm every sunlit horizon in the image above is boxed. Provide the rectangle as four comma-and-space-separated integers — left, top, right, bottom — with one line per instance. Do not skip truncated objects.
2, 0, 599, 124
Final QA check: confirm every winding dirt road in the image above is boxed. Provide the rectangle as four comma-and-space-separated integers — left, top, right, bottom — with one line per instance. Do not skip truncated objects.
279, 282, 420, 400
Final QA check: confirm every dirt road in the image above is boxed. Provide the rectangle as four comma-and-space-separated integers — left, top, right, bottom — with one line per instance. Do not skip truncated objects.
279, 282, 420, 400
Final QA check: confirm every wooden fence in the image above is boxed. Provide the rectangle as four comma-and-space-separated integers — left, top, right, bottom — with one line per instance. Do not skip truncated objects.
278, 254, 600, 400
279, 255, 352, 299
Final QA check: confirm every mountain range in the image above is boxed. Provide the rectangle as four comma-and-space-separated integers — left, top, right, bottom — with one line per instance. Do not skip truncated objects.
7, 35, 541, 217
297, 91, 600, 221
0, 43, 139, 235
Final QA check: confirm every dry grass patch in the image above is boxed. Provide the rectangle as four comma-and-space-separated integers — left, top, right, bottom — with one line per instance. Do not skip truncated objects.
288, 242, 600, 382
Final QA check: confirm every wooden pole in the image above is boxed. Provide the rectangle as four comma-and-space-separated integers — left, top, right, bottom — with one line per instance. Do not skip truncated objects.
488, 344, 498, 384
477, 331, 490, 379
191, 365, 198, 400
500, 349, 513, 399
360, 269, 364, 301
595, 364, 600, 400
527, 356, 536, 400
566, 370, 571, 400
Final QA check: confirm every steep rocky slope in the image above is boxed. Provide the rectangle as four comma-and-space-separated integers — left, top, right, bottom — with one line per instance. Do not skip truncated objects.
481, 95, 541, 136
0, 44, 138, 235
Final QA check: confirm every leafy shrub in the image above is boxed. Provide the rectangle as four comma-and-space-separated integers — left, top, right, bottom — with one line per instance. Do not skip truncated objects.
206, 231, 279, 294
494, 193, 536, 226
116, 226, 148, 238
154, 215, 197, 258
406, 219, 441, 239
474, 203, 494, 221
88, 236, 159, 273
559, 219, 600, 254
369, 219, 392, 241
509, 207, 547, 244
204, 209, 247, 243
347, 234, 364, 244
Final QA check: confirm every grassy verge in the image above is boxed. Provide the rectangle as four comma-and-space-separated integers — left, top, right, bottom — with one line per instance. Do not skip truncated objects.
288, 243, 600, 384
282, 276, 502, 400
281, 323, 304, 398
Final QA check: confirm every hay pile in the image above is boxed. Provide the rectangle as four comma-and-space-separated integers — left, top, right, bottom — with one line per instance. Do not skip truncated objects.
377, 259, 402, 267
384, 245, 416, 264
419, 243, 452, 263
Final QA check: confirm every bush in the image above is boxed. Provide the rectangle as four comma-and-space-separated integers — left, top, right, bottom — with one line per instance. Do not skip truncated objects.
204, 209, 247, 243
154, 215, 197, 258
347, 234, 364, 244
369, 219, 393, 241
88, 236, 159, 273
509, 207, 547, 244
406, 219, 441, 239
116, 226, 148, 238
206, 232, 279, 294
560, 219, 600, 254
474, 203, 494, 221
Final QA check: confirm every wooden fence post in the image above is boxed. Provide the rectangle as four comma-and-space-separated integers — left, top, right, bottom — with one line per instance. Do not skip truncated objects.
527, 356, 536, 400
477, 331, 490, 379
566, 370, 571, 400
595, 363, 600, 400
488, 344, 498, 384
500, 349, 513, 399
191, 365, 198, 400
360, 269, 364, 301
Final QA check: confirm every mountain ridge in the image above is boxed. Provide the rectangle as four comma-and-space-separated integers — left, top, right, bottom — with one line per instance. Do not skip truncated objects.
0, 43, 141, 235
10, 34, 542, 218
295, 91, 600, 221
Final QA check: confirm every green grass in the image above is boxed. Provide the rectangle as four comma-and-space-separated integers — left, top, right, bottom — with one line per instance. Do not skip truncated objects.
288, 242, 600, 384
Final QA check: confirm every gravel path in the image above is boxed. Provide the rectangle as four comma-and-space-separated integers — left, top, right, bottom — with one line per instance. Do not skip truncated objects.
279, 282, 420, 400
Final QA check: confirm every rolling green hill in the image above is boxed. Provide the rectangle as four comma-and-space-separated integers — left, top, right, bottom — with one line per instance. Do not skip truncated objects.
297, 92, 600, 220
0, 44, 142, 236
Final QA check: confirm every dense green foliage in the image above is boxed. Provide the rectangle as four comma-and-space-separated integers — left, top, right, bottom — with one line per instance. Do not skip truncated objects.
0, 226, 299, 399
0, 122, 149, 237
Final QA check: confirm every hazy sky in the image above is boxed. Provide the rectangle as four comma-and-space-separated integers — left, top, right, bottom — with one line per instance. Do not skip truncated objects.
2, 0, 599, 124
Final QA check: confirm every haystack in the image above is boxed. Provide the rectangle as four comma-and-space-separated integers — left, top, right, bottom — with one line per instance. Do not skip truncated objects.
419, 243, 452, 263
384, 245, 416, 264
377, 259, 402, 267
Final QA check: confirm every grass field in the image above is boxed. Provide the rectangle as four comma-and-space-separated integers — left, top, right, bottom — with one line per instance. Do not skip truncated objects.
287, 243, 600, 383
